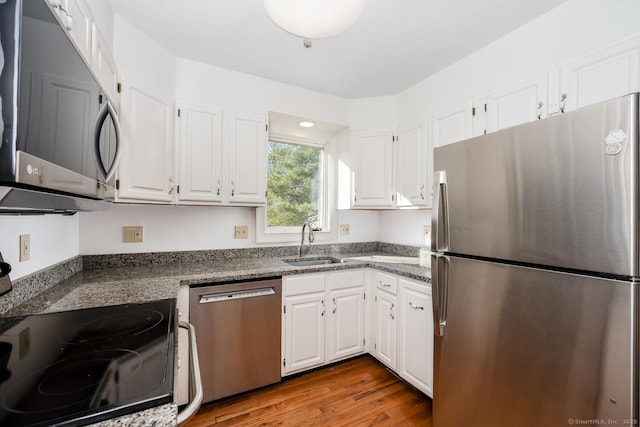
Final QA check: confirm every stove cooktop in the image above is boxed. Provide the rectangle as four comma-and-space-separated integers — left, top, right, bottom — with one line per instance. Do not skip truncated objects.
0, 299, 176, 427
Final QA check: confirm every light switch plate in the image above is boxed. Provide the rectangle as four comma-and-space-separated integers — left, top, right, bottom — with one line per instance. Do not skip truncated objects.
19, 234, 30, 262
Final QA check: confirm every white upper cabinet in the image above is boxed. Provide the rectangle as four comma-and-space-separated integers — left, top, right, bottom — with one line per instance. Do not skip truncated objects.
557, 35, 640, 114
395, 120, 430, 208
51, 0, 119, 106
90, 24, 119, 105
61, 0, 92, 60
486, 73, 548, 133
176, 103, 224, 204
433, 102, 473, 147
226, 112, 268, 205
351, 129, 394, 208
116, 78, 174, 203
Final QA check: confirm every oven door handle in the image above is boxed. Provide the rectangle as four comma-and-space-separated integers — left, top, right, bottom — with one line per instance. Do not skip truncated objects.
177, 321, 203, 426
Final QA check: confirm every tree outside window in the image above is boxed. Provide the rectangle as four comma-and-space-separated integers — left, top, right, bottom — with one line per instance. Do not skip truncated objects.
267, 140, 324, 229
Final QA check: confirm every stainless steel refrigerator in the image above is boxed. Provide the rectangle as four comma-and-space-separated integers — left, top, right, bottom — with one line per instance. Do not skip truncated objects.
431, 93, 639, 427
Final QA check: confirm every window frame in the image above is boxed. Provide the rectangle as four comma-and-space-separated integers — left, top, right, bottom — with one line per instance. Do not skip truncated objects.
256, 134, 338, 243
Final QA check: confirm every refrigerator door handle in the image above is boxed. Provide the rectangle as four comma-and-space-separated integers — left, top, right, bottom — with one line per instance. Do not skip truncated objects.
431, 170, 449, 252
431, 253, 450, 337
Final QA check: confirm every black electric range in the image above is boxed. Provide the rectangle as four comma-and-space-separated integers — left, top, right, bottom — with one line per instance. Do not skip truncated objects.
0, 299, 176, 427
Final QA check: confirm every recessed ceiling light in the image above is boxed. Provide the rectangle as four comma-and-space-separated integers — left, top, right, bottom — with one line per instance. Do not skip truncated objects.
298, 121, 315, 128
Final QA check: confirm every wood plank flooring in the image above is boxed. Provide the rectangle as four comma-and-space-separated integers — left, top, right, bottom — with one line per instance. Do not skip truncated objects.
183, 355, 433, 426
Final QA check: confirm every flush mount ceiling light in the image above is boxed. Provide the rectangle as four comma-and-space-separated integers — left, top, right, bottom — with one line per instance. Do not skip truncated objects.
264, 0, 366, 40
298, 121, 315, 128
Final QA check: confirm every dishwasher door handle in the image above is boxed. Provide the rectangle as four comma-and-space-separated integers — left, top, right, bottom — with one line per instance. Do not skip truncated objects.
177, 321, 203, 426
198, 287, 275, 303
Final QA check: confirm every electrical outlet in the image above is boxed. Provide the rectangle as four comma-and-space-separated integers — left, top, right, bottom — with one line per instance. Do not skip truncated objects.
235, 225, 249, 239
340, 224, 350, 235
123, 226, 144, 243
19, 234, 30, 262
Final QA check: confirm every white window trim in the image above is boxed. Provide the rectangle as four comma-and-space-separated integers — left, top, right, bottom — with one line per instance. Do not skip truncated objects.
256, 134, 338, 243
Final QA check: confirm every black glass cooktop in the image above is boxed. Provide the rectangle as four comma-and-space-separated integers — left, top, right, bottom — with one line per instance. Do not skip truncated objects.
0, 299, 176, 427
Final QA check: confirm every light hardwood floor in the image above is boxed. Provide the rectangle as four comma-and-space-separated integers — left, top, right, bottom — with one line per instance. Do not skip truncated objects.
183, 355, 433, 426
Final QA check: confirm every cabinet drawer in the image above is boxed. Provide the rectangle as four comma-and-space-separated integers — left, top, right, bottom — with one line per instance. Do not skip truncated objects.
375, 271, 398, 294
284, 273, 325, 296
326, 269, 365, 290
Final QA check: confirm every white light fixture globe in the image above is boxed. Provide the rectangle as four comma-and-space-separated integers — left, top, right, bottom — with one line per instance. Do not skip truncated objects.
264, 0, 366, 39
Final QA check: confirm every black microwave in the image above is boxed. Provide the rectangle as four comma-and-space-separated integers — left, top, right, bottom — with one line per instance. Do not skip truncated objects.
0, 0, 120, 214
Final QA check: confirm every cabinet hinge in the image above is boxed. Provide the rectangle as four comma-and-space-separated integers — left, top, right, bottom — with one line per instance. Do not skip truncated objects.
484, 103, 487, 112
265, 190, 268, 197
484, 130, 487, 135
98, 94, 103, 105
283, 305, 286, 314
177, 185, 180, 194
178, 109, 181, 118
391, 194, 395, 202
363, 338, 365, 346
363, 293, 366, 300
266, 124, 269, 132
115, 179, 120, 190
375, 295, 377, 303
117, 83, 122, 93
472, 107, 476, 116
283, 358, 286, 367
374, 343, 377, 350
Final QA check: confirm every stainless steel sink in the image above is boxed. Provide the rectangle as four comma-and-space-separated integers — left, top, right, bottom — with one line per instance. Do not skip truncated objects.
283, 257, 343, 267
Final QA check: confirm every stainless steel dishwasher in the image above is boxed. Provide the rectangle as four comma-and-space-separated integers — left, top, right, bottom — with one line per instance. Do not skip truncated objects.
189, 277, 282, 403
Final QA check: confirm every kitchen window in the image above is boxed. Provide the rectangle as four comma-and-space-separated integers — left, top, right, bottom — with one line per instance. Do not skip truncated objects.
256, 136, 337, 243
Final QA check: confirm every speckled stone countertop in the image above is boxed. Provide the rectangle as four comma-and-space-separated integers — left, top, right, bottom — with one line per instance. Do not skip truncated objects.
1, 244, 431, 427
7, 252, 430, 317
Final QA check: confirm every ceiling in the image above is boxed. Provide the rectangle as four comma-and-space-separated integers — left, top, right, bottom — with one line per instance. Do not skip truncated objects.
109, 0, 568, 99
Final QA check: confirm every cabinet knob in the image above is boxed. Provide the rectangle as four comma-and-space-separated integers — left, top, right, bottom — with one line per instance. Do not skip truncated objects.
560, 93, 567, 113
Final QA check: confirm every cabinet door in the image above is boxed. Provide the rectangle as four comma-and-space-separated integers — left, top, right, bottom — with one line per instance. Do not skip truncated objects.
226, 111, 268, 205
116, 78, 174, 203
433, 104, 472, 147
90, 23, 119, 105
177, 103, 224, 204
327, 287, 365, 362
284, 292, 325, 374
352, 130, 394, 208
374, 289, 397, 370
558, 35, 640, 113
486, 73, 548, 133
398, 278, 433, 397
62, 0, 92, 61
396, 121, 430, 208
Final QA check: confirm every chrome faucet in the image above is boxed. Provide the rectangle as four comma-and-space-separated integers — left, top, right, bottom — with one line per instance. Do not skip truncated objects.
300, 222, 315, 257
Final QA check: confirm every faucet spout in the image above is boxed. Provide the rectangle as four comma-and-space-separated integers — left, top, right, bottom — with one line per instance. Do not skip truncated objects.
300, 222, 314, 257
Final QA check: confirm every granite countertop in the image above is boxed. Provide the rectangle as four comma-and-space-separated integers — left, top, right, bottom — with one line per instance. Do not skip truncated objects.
1, 250, 430, 427
7, 252, 431, 317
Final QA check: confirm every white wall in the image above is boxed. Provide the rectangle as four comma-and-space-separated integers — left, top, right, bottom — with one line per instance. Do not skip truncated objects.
0, 215, 79, 280
378, 210, 431, 247
79, 204, 379, 254
176, 58, 351, 126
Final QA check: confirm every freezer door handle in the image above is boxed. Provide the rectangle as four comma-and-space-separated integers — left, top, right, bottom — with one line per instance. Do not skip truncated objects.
431, 253, 449, 337
431, 170, 449, 252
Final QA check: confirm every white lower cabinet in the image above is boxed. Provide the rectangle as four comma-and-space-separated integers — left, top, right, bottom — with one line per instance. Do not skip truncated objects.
398, 277, 433, 397
282, 270, 365, 376
371, 270, 433, 397
373, 287, 397, 370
